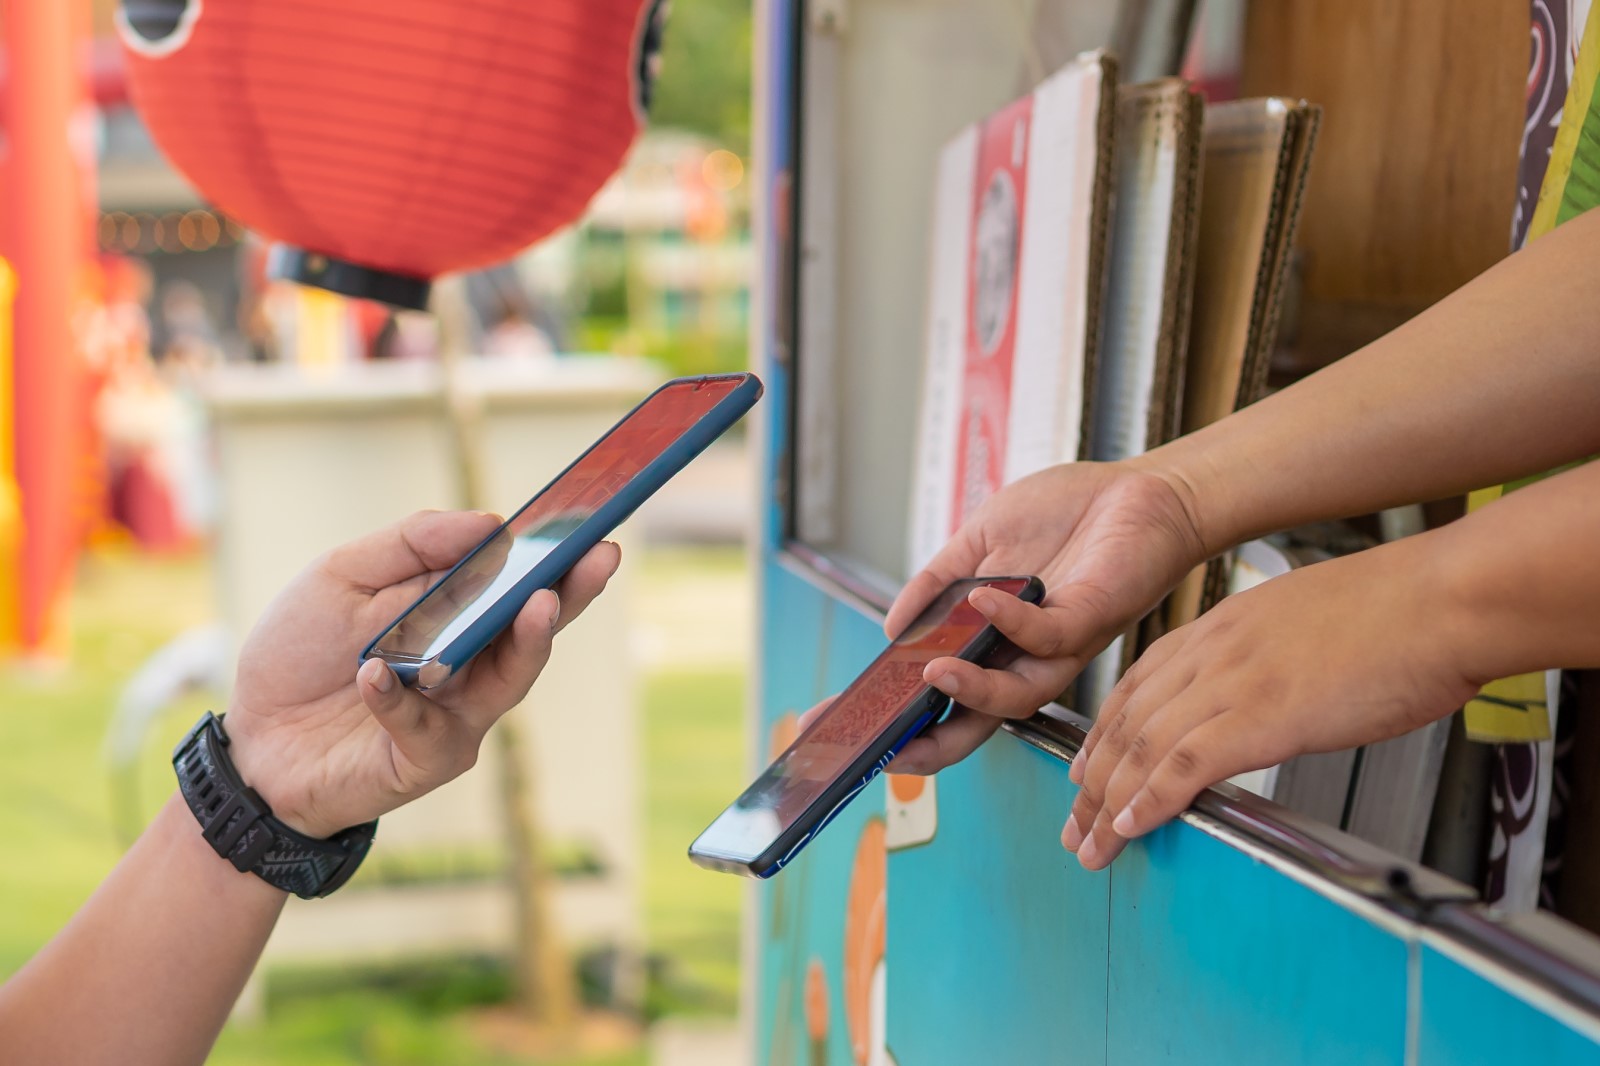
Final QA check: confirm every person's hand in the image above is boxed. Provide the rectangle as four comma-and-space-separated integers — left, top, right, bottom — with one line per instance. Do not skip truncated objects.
1061, 537, 1480, 870
888, 461, 1209, 775
222, 510, 622, 838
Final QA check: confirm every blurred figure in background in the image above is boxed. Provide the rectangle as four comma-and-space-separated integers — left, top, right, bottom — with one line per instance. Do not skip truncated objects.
483, 300, 556, 361
151, 280, 220, 366
92, 267, 216, 551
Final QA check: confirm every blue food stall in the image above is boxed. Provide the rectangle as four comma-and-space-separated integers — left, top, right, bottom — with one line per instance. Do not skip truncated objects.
743, 1, 1600, 1062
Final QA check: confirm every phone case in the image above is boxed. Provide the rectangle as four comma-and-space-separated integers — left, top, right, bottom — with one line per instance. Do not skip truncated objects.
689, 575, 1045, 878
361, 372, 763, 688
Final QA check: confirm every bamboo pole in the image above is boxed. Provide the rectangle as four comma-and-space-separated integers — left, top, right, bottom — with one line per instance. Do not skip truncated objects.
431, 278, 579, 1040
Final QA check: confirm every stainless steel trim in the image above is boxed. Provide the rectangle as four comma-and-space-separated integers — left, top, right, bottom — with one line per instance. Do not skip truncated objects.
776, 540, 898, 616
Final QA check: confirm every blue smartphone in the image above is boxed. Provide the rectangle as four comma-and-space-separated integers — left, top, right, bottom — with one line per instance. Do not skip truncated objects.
361, 372, 762, 689
688, 575, 1045, 878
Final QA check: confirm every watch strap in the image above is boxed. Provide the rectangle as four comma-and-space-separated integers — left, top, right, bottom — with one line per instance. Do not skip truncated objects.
173, 712, 376, 899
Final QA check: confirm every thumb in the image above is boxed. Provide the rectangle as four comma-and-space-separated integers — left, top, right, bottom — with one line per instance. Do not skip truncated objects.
357, 658, 476, 781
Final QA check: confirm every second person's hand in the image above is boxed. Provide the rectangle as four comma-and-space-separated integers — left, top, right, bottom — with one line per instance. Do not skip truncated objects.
889, 460, 1210, 775
1062, 535, 1481, 870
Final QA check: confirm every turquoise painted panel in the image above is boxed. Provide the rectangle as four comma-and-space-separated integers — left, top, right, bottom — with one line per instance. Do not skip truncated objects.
1106, 818, 1410, 1065
755, 562, 832, 1065
887, 737, 1111, 1065
1417, 943, 1600, 1064
756, 565, 898, 1066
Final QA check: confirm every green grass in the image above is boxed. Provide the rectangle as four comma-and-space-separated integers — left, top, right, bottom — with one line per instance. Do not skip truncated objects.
0, 544, 748, 1064
0, 548, 214, 976
209, 963, 649, 1066
642, 670, 746, 1017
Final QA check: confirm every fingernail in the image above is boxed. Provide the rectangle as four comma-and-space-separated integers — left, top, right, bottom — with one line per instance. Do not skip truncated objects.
1061, 814, 1084, 851
1078, 834, 1101, 868
1069, 756, 1085, 785
361, 658, 394, 694
930, 669, 961, 698
1112, 806, 1138, 837
549, 591, 562, 632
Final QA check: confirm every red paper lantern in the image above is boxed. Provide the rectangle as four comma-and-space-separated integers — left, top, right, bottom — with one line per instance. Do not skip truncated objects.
117, 0, 667, 308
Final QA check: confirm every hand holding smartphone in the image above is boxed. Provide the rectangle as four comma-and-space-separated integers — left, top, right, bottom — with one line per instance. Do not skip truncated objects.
688, 576, 1045, 878
362, 373, 762, 689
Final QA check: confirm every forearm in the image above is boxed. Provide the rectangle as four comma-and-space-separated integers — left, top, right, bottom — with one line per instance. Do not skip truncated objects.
0, 793, 285, 1065
1134, 205, 1600, 555
1433, 459, 1600, 683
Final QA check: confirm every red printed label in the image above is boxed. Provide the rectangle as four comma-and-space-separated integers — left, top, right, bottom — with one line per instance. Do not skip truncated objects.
950, 95, 1032, 533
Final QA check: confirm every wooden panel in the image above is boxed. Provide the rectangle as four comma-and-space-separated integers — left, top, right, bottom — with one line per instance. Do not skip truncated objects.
1242, 0, 1526, 363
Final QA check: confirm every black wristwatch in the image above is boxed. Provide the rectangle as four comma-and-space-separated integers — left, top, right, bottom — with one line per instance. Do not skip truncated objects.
173, 712, 376, 899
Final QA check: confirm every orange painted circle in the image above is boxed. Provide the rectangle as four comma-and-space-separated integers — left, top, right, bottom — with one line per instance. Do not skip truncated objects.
887, 772, 926, 803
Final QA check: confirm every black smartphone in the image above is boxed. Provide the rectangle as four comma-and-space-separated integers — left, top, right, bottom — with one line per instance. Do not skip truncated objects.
361, 372, 762, 689
688, 575, 1046, 878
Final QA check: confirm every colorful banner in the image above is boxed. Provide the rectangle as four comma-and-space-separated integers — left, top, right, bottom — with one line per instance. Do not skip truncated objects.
1463, 5, 1600, 744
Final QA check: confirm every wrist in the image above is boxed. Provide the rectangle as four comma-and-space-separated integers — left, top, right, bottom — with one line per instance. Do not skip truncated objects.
1428, 511, 1564, 687
1398, 522, 1526, 693
1123, 443, 1234, 561
219, 712, 334, 839
154, 791, 291, 901
173, 712, 377, 898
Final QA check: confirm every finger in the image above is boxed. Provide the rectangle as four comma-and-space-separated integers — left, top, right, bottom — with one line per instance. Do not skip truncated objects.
796, 696, 838, 732
1069, 627, 1187, 785
1078, 716, 1241, 871
448, 587, 562, 725
358, 657, 475, 778
891, 706, 1002, 774
969, 591, 1079, 661
327, 510, 504, 592
550, 540, 622, 634
1112, 715, 1272, 842
886, 569, 959, 641
923, 655, 1076, 720
1093, 690, 1211, 836
1075, 808, 1132, 871
1063, 678, 1156, 850
885, 529, 983, 639
1063, 651, 1194, 852
1075, 690, 1220, 869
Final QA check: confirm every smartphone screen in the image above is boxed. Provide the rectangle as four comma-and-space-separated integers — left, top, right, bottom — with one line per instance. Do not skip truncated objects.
368, 376, 745, 666
693, 577, 1034, 866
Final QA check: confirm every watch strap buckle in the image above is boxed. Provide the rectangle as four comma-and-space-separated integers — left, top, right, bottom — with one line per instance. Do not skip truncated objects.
200, 787, 274, 871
